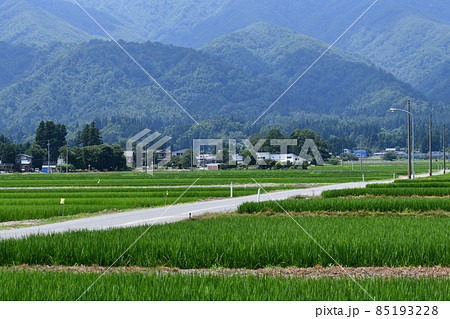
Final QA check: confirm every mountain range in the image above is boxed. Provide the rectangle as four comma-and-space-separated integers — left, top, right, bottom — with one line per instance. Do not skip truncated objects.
1, 0, 448, 104
0, 0, 448, 147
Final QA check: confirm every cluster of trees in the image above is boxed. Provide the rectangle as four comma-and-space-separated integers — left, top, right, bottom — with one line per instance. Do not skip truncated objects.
0, 135, 16, 164
0, 121, 126, 172
63, 144, 126, 171
167, 150, 193, 169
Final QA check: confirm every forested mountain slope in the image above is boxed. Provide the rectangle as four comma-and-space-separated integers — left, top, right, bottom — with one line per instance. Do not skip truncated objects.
0, 26, 446, 144
202, 23, 439, 119
0, 0, 144, 44
2, 1, 448, 103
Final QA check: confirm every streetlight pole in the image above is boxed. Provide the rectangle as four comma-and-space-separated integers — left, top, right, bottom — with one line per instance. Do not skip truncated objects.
407, 100, 412, 179
359, 137, 363, 172
389, 105, 415, 179
412, 116, 415, 179
47, 140, 51, 174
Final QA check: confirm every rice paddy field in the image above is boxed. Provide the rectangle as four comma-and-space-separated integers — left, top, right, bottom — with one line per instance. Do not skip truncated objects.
239, 197, 450, 214
0, 161, 436, 223
0, 187, 289, 222
0, 160, 436, 187
240, 173, 450, 214
0, 162, 448, 301
0, 216, 448, 268
322, 187, 450, 197
0, 270, 447, 301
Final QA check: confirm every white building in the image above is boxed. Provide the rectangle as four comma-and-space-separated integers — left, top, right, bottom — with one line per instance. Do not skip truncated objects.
196, 154, 217, 167
257, 152, 307, 165
172, 148, 189, 157
231, 154, 244, 164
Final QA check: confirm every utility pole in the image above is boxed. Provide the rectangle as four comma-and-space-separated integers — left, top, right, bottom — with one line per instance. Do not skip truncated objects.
47, 140, 51, 174
360, 149, 363, 172
66, 145, 69, 173
443, 124, 446, 174
407, 100, 412, 179
359, 137, 363, 172
429, 115, 433, 176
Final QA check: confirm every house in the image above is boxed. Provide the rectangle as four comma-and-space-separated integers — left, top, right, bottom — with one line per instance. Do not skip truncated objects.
172, 148, 189, 157
16, 154, 33, 172
42, 161, 57, 173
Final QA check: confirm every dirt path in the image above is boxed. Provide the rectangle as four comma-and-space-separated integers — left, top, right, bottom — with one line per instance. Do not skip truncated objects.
7, 265, 450, 279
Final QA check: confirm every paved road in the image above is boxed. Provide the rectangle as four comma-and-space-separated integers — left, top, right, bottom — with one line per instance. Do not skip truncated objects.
0, 171, 443, 240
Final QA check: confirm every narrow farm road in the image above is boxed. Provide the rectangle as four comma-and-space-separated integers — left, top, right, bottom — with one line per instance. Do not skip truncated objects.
0, 171, 443, 240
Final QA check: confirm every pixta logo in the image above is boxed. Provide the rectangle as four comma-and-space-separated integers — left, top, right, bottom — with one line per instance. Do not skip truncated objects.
193, 138, 324, 167
125, 131, 324, 171
125, 129, 172, 174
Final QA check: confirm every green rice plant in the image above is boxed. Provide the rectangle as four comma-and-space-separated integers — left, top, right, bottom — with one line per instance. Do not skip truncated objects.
393, 176, 450, 184
0, 162, 425, 187
238, 198, 450, 214
367, 182, 450, 189
0, 270, 447, 301
0, 216, 448, 268
322, 188, 450, 198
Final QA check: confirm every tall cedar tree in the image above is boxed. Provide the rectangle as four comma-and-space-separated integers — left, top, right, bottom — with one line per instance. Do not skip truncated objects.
35, 121, 67, 161
76, 122, 103, 147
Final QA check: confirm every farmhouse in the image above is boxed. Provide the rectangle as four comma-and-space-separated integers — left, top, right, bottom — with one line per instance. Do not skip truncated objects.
15, 154, 33, 172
